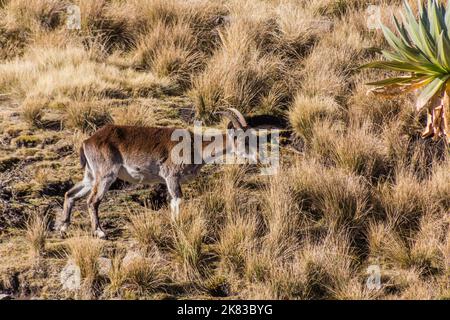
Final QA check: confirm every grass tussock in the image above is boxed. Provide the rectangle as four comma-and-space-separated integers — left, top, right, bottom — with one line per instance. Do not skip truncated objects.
64, 101, 112, 132
128, 209, 171, 252
121, 252, 169, 296
20, 98, 47, 127
67, 235, 103, 296
171, 205, 207, 280
189, 1, 330, 120
25, 212, 48, 261
291, 160, 370, 231
289, 93, 341, 142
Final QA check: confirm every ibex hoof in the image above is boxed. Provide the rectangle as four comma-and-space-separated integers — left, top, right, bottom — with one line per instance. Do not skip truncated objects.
93, 229, 107, 239
59, 223, 69, 238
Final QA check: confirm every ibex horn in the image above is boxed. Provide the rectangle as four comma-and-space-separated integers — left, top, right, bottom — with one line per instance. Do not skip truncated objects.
214, 110, 244, 130
226, 108, 248, 129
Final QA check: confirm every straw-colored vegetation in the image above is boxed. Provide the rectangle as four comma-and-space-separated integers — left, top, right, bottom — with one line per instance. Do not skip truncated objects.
0, 0, 448, 300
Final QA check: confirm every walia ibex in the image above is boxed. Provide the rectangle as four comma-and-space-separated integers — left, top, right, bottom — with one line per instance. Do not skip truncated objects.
59, 108, 253, 239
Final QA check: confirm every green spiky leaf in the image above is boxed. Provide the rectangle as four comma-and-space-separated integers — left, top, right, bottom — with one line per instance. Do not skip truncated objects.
362, 0, 450, 142
416, 74, 450, 110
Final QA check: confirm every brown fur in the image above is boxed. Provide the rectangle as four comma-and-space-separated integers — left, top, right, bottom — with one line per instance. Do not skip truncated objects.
83, 125, 181, 167
59, 110, 248, 238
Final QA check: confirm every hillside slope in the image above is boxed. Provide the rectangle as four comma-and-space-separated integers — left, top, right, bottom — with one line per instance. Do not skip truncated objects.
0, 0, 448, 300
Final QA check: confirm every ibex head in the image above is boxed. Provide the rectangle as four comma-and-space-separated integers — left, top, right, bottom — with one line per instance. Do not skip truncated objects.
214, 108, 260, 162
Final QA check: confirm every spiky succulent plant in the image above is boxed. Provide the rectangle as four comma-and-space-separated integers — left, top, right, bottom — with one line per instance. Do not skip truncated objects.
363, 0, 450, 143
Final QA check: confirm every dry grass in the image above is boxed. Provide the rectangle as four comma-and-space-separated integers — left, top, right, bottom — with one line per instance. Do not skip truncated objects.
188, 1, 331, 120
105, 253, 126, 298
171, 206, 207, 280
24, 212, 48, 261
128, 209, 171, 252
289, 93, 341, 141
217, 215, 258, 275
112, 104, 155, 127
64, 101, 112, 132
0, 44, 171, 106
0, 0, 448, 300
291, 160, 370, 231
66, 234, 104, 296
20, 98, 47, 127
133, 22, 203, 92
121, 253, 169, 296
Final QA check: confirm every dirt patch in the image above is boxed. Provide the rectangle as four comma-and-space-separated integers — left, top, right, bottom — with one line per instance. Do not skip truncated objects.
0, 156, 20, 172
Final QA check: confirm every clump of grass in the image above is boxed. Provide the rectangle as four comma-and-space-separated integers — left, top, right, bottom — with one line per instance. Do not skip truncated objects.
307, 121, 388, 178
261, 173, 299, 257
128, 209, 171, 252
296, 234, 355, 300
113, 103, 158, 127
289, 93, 341, 143
65, 101, 112, 132
130, 0, 229, 92
71, 0, 139, 52
308, 0, 365, 17
427, 160, 450, 210
244, 250, 273, 284
25, 212, 48, 261
308, 120, 345, 160
378, 169, 434, 235
367, 215, 446, 288
367, 222, 410, 268
253, 260, 306, 299
217, 216, 257, 275
197, 185, 226, 240
67, 235, 103, 296
20, 98, 48, 127
409, 215, 447, 276
105, 253, 126, 298
291, 160, 370, 232
122, 253, 169, 296
332, 124, 388, 178
2, 0, 65, 32
190, 36, 286, 119
0, 20, 29, 60
246, 233, 357, 300
171, 205, 206, 279
151, 45, 203, 91
134, 22, 202, 91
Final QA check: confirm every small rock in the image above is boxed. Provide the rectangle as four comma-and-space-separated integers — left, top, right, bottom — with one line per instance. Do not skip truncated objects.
97, 257, 112, 276
60, 259, 81, 291
122, 250, 142, 268
0, 293, 12, 300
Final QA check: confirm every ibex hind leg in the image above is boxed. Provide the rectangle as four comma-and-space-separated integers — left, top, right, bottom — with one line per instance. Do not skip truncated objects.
87, 170, 118, 239
59, 167, 93, 235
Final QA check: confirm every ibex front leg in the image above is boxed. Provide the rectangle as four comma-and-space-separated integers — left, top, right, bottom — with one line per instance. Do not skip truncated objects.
164, 175, 182, 220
